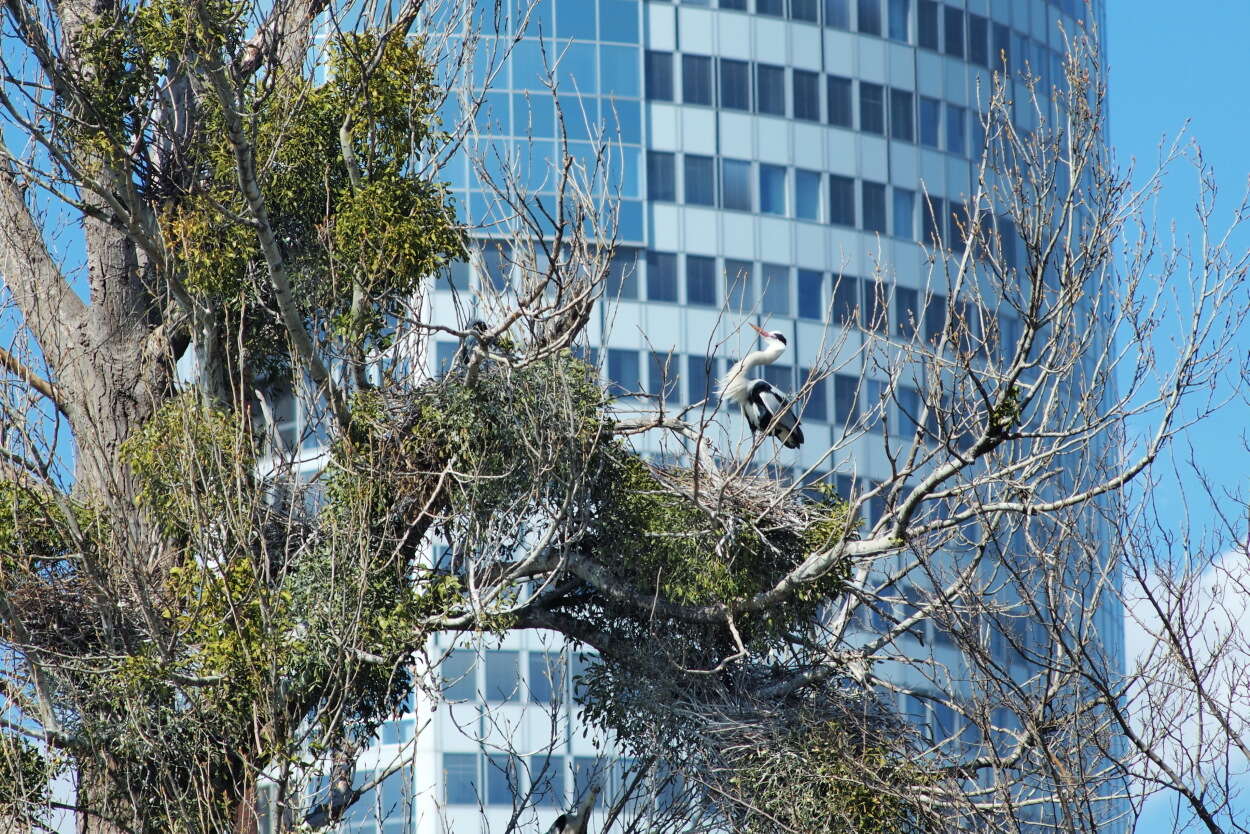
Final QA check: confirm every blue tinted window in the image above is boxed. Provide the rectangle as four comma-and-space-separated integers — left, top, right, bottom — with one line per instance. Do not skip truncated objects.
793, 70, 820, 120
756, 64, 786, 116
382, 719, 412, 745
647, 152, 676, 201
435, 341, 458, 376
560, 93, 595, 141
682, 55, 713, 105
684, 154, 716, 205
918, 97, 940, 147
528, 652, 563, 703
797, 269, 824, 320
601, 97, 641, 143
485, 650, 520, 702
608, 145, 640, 198
968, 13, 988, 66
761, 264, 790, 315
649, 351, 680, 403
514, 0, 553, 35
795, 170, 821, 220
946, 104, 966, 156
481, 241, 511, 290
759, 164, 786, 215
475, 91, 510, 135
829, 174, 855, 226
646, 252, 678, 301
757, 0, 784, 15
827, 75, 853, 127
893, 187, 915, 240
512, 40, 549, 91
859, 82, 884, 134
803, 369, 828, 421
687, 354, 719, 405
686, 255, 717, 306
618, 200, 643, 241
514, 93, 555, 138
889, 88, 913, 141
791, 0, 819, 22
487, 755, 518, 805
895, 286, 919, 338
607, 349, 641, 396
832, 275, 859, 325
600, 45, 640, 96
529, 755, 565, 807
556, 42, 596, 92
719, 59, 751, 111
445, 259, 471, 291
724, 260, 753, 313
443, 754, 479, 805
763, 363, 792, 392
557, 0, 596, 38
825, 0, 850, 28
645, 50, 673, 100
918, 0, 938, 48
721, 158, 752, 211
598, 0, 639, 42
862, 181, 887, 233
888, 0, 909, 41
857, 0, 881, 35
943, 6, 964, 58
607, 247, 639, 299
834, 374, 860, 425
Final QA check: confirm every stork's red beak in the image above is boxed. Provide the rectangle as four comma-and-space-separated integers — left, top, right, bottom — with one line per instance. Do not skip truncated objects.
748, 323, 768, 338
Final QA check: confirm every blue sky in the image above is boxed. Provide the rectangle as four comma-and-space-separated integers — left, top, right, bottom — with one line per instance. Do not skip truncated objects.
1109, 3, 1250, 830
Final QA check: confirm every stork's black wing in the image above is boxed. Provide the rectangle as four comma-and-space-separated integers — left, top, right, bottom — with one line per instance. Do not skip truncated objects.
746, 380, 804, 448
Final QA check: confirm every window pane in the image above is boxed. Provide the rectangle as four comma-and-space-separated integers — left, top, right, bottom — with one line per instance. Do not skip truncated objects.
484, 650, 520, 702
924, 292, 948, 344
859, 82, 884, 134
719, 58, 751, 110
435, 341, 458, 377
443, 754, 479, 805
887, 0, 909, 41
895, 286, 919, 338
802, 368, 828, 421
599, 0, 639, 42
834, 374, 860, 425
529, 756, 565, 807
721, 158, 753, 211
795, 169, 821, 220
688, 354, 719, 406
441, 650, 476, 701
528, 652, 563, 703
647, 151, 675, 201
724, 260, 753, 312
764, 363, 792, 392
606, 247, 638, 300
761, 264, 790, 315
857, 0, 881, 35
682, 55, 713, 105
829, 174, 856, 227
797, 269, 824, 320
791, 0, 819, 22
832, 275, 859, 325
827, 75, 853, 128
889, 88, 914, 141
865, 278, 888, 333
573, 758, 610, 804
943, 7, 964, 58
862, 181, 886, 233
557, 1, 596, 38
684, 154, 716, 205
968, 13, 988, 66
759, 164, 787, 215
644, 51, 673, 101
923, 195, 945, 246
824, 0, 850, 29
993, 23, 1010, 72
480, 241, 512, 290
607, 349, 641, 396
946, 104, 966, 156
646, 251, 678, 302
917, 0, 938, 50
756, 64, 787, 115
686, 255, 717, 306
793, 70, 820, 120
648, 351, 680, 403
893, 187, 915, 240
918, 97, 941, 147
757, 0, 784, 16
487, 755, 518, 806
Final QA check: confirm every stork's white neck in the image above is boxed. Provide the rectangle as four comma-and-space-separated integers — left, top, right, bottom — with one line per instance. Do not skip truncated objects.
717, 340, 786, 404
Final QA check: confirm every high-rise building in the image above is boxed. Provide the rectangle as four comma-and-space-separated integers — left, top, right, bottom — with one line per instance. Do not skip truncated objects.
284, 1, 1122, 832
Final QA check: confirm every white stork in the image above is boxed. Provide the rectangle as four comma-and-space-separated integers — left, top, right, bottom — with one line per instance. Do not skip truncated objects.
717, 323, 805, 449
